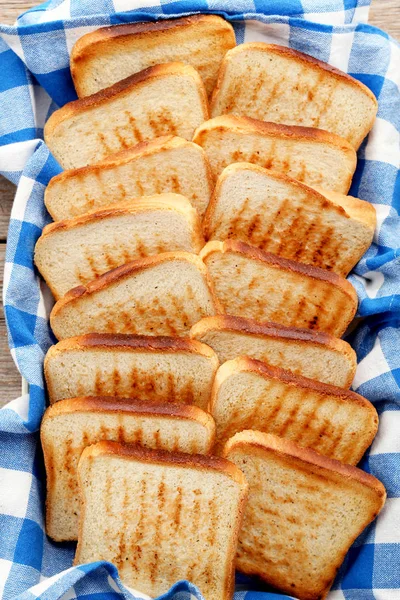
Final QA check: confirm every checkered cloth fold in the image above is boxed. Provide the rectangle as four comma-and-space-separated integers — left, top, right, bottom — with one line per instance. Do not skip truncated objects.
0, 1, 399, 599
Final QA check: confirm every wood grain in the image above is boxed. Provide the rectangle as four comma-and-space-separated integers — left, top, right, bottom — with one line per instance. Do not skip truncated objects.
0, 0, 399, 405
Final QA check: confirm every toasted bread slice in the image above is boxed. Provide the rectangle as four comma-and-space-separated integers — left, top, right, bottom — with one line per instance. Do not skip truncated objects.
45, 63, 209, 169
224, 431, 385, 600
50, 252, 219, 340
44, 334, 219, 408
193, 115, 356, 193
75, 441, 248, 599
211, 43, 377, 149
211, 357, 378, 461
200, 241, 357, 337
41, 397, 216, 541
204, 163, 376, 276
71, 15, 236, 98
44, 136, 213, 220
190, 316, 356, 388
35, 194, 204, 299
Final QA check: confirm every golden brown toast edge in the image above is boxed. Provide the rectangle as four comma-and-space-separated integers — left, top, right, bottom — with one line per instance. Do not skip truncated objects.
45, 63, 209, 143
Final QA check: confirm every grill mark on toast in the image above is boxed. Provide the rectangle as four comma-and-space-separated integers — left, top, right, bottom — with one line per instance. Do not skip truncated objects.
276, 400, 302, 437
153, 428, 161, 447
298, 69, 324, 123
115, 479, 129, 570
97, 132, 112, 155
64, 438, 75, 493
112, 368, 121, 394
84, 249, 101, 279
170, 175, 180, 193
172, 433, 180, 452
130, 479, 147, 572
149, 476, 166, 584
126, 112, 143, 143
104, 473, 113, 517
117, 183, 127, 199
115, 128, 130, 150
314, 80, 338, 128
169, 484, 183, 584
94, 369, 102, 394
203, 496, 218, 586
185, 493, 202, 582
135, 426, 143, 446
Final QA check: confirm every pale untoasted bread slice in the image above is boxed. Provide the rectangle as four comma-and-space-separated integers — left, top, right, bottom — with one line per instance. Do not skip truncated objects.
71, 15, 236, 98
211, 357, 378, 461
45, 63, 209, 169
41, 398, 216, 541
200, 241, 357, 337
45, 136, 213, 220
35, 194, 204, 299
211, 43, 377, 149
50, 252, 219, 340
204, 163, 376, 276
190, 316, 356, 388
193, 115, 356, 193
224, 431, 385, 600
75, 441, 248, 599
44, 334, 219, 408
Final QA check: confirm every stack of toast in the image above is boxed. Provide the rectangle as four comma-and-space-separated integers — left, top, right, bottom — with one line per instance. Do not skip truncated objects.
38, 14, 385, 600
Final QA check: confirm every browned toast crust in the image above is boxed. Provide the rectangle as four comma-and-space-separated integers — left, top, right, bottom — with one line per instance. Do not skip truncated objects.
193, 114, 357, 154
42, 396, 216, 430
40, 194, 197, 236
50, 251, 218, 322
190, 315, 354, 350
45, 63, 209, 138
79, 439, 247, 483
211, 43, 377, 111
45, 333, 217, 357
201, 239, 358, 301
45, 135, 206, 190
223, 431, 385, 499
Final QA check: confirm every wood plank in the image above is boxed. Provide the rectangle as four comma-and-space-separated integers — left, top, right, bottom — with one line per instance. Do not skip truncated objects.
370, 1, 400, 40
0, 245, 22, 406
0, 178, 15, 242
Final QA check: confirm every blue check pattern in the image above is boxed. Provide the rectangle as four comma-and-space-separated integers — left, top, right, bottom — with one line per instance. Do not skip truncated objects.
0, 1, 399, 599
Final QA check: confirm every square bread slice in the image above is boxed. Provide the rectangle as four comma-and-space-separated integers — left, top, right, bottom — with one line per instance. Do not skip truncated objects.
204, 163, 376, 276
223, 431, 386, 600
41, 397, 216, 541
44, 334, 219, 408
190, 316, 357, 388
200, 240, 358, 337
44, 63, 209, 169
35, 193, 204, 299
50, 252, 219, 340
75, 441, 248, 599
71, 15, 236, 98
193, 115, 356, 193
211, 43, 377, 149
44, 136, 213, 220
211, 356, 378, 461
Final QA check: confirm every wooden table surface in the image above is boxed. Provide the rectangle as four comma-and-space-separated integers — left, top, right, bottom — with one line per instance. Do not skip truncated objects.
0, 1, 399, 405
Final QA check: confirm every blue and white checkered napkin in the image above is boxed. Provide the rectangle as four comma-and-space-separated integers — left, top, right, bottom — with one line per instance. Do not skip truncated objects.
1, 1, 400, 599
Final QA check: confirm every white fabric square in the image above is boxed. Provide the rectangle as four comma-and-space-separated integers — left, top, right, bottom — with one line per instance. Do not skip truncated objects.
2, 395, 29, 422
326, 590, 346, 599
374, 590, 400, 600
353, 270, 385, 299
329, 31, 354, 71
0, 139, 39, 176
9, 175, 35, 224
304, 11, 345, 24
0, 559, 12, 597
244, 20, 290, 45
385, 41, 400, 91
373, 203, 391, 241
40, 0, 71, 23
352, 5, 370, 23
370, 410, 400, 456
353, 337, 390, 390
374, 498, 400, 544
113, 0, 161, 10
0, 468, 31, 518
365, 117, 400, 169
